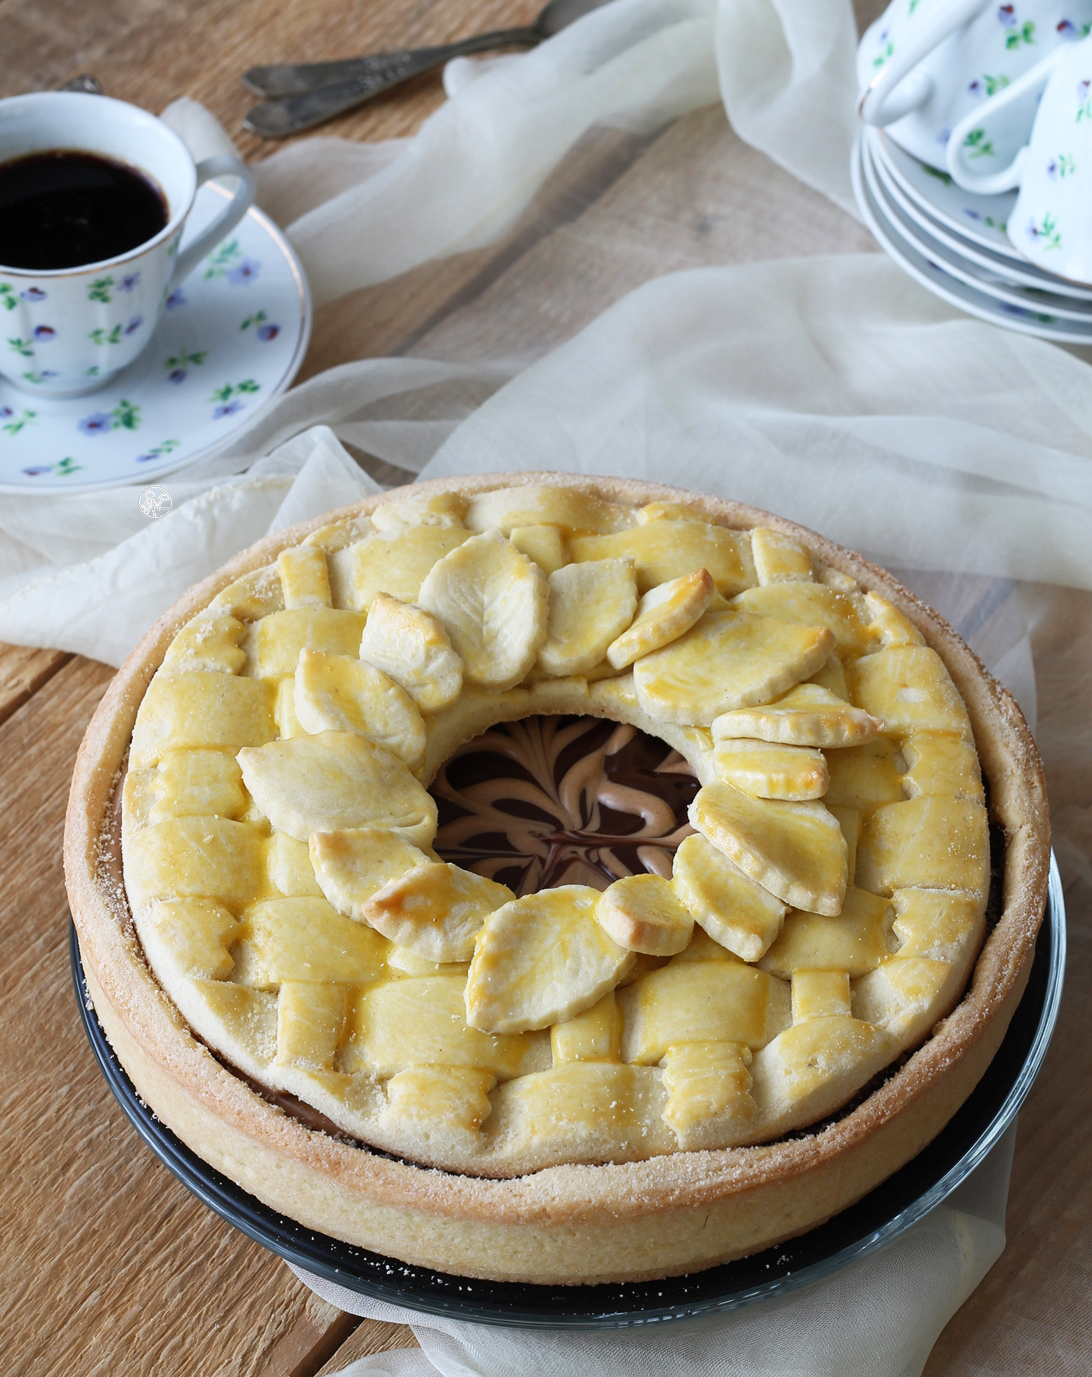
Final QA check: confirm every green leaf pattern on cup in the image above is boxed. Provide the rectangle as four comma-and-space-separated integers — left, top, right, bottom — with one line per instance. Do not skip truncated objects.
963, 128, 995, 158
89, 323, 124, 346
88, 277, 114, 304
7, 337, 34, 357
1004, 21, 1037, 51
0, 285, 19, 311
1028, 212, 1062, 249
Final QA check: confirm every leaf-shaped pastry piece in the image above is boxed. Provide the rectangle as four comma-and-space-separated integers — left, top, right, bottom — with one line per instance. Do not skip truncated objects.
711, 683, 882, 748
465, 885, 635, 1034
418, 530, 548, 691
594, 874, 693, 955
633, 611, 834, 727
238, 731, 437, 848
711, 738, 828, 801
336, 526, 471, 610
359, 592, 463, 713
538, 557, 637, 676
671, 833, 787, 962
362, 862, 514, 963
294, 649, 426, 773
606, 568, 715, 670
690, 779, 848, 916
309, 828, 432, 917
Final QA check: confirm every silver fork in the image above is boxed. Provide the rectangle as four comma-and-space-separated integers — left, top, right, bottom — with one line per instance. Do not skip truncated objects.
243, 0, 613, 138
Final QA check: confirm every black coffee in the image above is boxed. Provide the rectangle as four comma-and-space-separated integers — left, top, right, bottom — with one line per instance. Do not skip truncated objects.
0, 150, 167, 270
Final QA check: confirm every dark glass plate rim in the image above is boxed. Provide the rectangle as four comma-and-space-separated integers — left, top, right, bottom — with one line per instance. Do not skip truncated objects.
72, 855, 1064, 1329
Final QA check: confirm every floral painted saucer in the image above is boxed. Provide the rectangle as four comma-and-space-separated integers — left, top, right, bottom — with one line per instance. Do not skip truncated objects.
0, 182, 310, 493
852, 133, 1092, 344
872, 128, 1021, 262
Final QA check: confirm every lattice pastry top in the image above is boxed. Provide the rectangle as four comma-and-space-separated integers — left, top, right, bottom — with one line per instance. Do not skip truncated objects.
120, 483, 990, 1176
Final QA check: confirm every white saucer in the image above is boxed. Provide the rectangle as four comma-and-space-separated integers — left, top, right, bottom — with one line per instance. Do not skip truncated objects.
852, 134, 1092, 344
871, 129, 1022, 263
862, 140, 1092, 325
865, 129, 1092, 302
0, 183, 311, 493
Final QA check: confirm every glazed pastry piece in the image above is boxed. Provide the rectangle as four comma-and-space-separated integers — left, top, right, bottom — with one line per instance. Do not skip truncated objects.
114, 479, 1008, 1184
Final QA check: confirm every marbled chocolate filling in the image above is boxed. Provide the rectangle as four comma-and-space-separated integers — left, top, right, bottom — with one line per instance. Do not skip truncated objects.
431, 716, 699, 893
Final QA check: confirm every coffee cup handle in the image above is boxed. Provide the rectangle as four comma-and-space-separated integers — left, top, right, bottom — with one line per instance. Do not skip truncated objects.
169, 154, 258, 288
859, 0, 988, 127
945, 50, 1063, 194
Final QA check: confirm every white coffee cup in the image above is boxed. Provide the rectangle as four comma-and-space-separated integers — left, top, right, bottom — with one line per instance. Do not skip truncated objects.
857, 0, 1092, 169
947, 34, 1092, 281
0, 91, 255, 397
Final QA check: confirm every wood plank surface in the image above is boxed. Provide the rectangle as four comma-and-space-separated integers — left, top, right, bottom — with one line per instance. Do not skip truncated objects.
0, 656, 370, 1377
0, 641, 69, 726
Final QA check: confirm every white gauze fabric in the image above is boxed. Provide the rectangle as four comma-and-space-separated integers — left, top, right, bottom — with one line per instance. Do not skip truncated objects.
0, 0, 863, 649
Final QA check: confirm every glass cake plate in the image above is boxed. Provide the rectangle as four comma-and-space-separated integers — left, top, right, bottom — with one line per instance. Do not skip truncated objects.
72, 854, 1064, 1329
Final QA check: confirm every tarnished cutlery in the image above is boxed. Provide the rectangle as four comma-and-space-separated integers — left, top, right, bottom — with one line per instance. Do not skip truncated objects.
243, 0, 612, 138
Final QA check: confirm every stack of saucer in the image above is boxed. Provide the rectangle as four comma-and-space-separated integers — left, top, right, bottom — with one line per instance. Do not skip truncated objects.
852, 128, 1092, 343
854, 0, 1092, 343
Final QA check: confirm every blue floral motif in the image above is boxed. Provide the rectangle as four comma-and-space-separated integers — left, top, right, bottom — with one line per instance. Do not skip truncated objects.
164, 347, 208, 385
33, 324, 55, 341
79, 412, 113, 435
165, 289, 187, 310
1, 407, 36, 435
124, 315, 144, 335
119, 272, 140, 293
242, 310, 279, 339
22, 456, 81, 478
78, 399, 141, 434
20, 287, 46, 302
227, 258, 260, 285
210, 378, 260, 419
136, 438, 180, 462
22, 370, 58, 384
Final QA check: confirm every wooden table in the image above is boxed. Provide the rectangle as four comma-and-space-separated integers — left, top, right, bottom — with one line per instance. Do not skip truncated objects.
2, 2, 1090, 1374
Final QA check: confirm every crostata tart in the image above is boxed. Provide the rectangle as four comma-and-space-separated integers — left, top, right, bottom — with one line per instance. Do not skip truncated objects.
66, 474, 1049, 1283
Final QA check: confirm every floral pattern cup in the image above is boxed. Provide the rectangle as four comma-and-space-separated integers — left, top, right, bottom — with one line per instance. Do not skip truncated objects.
945, 33, 1092, 280
858, 0, 1092, 169
0, 92, 255, 397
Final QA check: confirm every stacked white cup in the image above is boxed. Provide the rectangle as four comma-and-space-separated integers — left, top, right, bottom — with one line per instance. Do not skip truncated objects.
855, 0, 1092, 301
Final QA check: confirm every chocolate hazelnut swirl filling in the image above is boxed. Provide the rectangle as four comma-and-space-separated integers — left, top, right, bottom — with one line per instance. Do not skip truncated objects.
431, 715, 699, 895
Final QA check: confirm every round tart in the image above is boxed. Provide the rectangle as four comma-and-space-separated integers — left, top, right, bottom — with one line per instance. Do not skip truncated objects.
65, 474, 1049, 1284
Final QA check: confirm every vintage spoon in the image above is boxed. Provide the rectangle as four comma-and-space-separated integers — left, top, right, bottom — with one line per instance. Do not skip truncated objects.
243, 0, 612, 138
